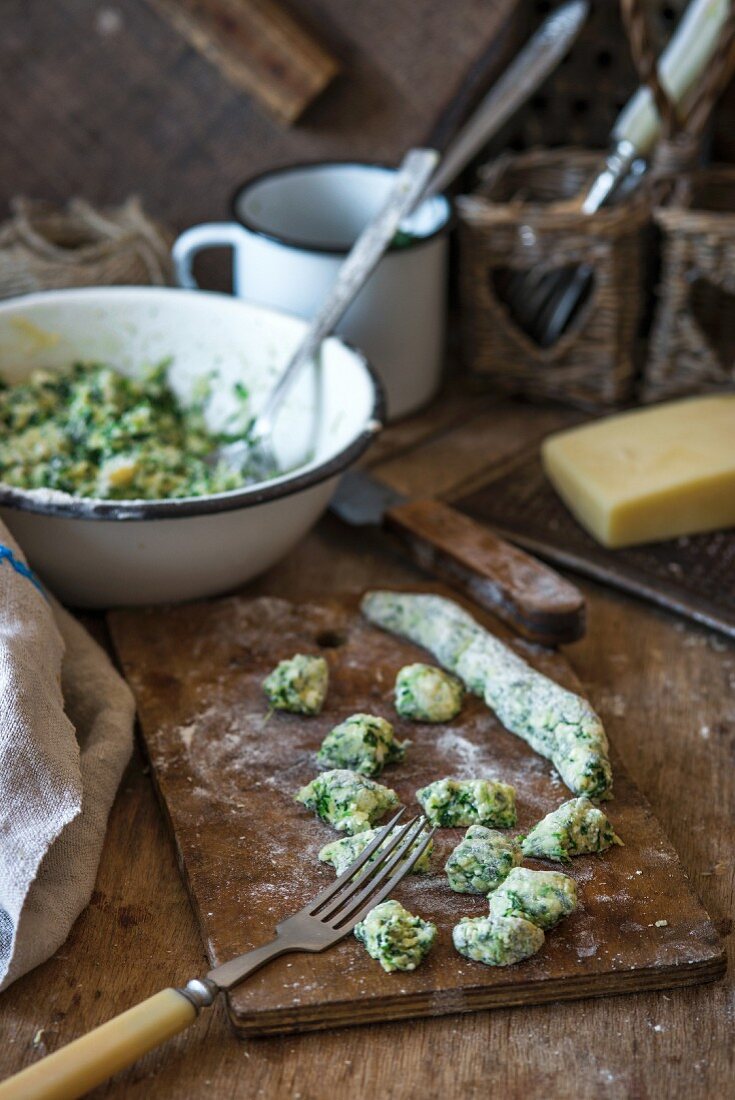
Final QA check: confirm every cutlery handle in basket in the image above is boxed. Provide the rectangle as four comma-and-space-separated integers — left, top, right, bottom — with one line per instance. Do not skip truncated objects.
614, 0, 730, 154
384, 497, 586, 645
0, 988, 197, 1100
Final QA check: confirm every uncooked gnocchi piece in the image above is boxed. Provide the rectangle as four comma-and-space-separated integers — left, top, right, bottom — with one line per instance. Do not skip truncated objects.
394, 663, 463, 723
488, 867, 578, 930
354, 900, 436, 972
521, 797, 622, 862
295, 769, 399, 834
317, 713, 407, 777
416, 777, 516, 829
453, 913, 544, 967
445, 825, 522, 894
263, 653, 328, 715
318, 826, 432, 876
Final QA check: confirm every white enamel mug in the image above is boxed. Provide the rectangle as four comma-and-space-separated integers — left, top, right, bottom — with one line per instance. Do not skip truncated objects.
173, 161, 453, 420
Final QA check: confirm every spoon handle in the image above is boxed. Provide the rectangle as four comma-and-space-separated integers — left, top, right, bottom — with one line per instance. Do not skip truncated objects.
424, 0, 589, 202
251, 147, 439, 441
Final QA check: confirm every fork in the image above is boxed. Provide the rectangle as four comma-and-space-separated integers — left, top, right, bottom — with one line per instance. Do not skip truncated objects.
0, 810, 434, 1100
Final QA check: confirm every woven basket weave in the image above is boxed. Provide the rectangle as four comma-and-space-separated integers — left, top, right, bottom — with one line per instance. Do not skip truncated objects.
642, 166, 735, 401
0, 196, 174, 299
457, 148, 649, 410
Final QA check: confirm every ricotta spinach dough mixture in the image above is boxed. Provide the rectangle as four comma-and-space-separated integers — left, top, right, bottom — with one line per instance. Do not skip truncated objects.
362, 591, 613, 800
319, 826, 433, 876
295, 769, 400, 834
317, 713, 408, 777
354, 900, 437, 972
0, 361, 273, 500
444, 825, 522, 894
487, 867, 578, 930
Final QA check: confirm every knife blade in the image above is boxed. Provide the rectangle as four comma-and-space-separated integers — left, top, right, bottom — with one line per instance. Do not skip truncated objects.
331, 469, 586, 646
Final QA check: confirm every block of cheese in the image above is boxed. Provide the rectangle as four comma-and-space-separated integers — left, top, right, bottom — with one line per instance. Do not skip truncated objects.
541, 395, 735, 549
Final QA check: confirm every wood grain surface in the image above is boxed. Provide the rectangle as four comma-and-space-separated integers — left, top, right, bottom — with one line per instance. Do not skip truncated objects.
0, 0, 520, 238
147, 0, 340, 124
107, 590, 723, 1036
1, 395, 733, 1097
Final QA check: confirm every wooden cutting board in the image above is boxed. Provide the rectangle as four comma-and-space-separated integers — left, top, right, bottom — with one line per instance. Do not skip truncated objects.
108, 590, 725, 1037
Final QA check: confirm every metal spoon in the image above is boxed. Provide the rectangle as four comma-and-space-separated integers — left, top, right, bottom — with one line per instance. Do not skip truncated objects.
212, 147, 438, 478
213, 0, 589, 478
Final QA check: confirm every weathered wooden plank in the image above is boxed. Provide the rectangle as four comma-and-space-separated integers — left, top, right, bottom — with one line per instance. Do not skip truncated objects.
107, 590, 723, 1037
147, 0, 340, 124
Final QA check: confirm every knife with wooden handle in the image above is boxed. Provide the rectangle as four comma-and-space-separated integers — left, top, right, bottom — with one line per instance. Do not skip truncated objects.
331, 469, 586, 645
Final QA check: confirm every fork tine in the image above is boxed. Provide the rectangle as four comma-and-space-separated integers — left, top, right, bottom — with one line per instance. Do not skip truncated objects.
313, 815, 421, 921
305, 808, 406, 913
333, 825, 437, 931
323, 816, 431, 926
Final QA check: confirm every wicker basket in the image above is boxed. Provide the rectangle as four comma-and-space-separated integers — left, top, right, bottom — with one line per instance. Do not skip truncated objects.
643, 166, 735, 402
457, 148, 650, 410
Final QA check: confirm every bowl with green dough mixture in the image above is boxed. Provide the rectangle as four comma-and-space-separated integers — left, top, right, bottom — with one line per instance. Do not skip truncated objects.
0, 287, 383, 606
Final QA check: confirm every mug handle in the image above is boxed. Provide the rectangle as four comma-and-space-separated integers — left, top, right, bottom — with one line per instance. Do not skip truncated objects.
172, 223, 248, 289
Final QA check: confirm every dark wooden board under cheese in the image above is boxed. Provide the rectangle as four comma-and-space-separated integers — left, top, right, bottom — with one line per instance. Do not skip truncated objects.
108, 590, 725, 1036
454, 450, 735, 640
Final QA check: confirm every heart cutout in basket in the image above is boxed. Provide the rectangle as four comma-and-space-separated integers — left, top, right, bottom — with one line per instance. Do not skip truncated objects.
689, 275, 735, 377
489, 264, 596, 350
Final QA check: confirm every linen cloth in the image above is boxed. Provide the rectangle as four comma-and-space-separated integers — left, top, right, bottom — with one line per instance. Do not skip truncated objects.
0, 521, 134, 990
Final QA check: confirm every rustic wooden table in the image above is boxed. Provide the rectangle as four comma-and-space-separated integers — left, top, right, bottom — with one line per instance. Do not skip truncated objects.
1, 386, 732, 1099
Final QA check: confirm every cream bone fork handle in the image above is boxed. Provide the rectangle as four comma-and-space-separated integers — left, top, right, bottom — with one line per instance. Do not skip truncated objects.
208, 0, 589, 476
0, 811, 434, 1100
331, 468, 586, 645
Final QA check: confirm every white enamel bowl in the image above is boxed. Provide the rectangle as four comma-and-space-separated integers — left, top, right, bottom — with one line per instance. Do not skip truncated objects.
0, 287, 384, 607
